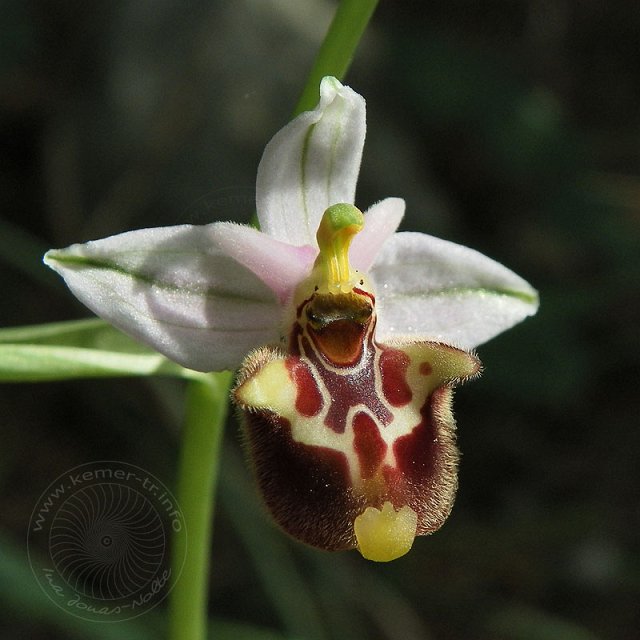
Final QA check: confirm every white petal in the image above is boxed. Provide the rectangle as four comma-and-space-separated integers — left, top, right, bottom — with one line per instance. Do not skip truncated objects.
371, 232, 539, 349
256, 76, 366, 246
351, 197, 405, 272
209, 223, 316, 304
44, 225, 281, 372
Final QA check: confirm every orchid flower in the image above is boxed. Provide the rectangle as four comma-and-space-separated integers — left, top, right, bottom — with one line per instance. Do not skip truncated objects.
45, 76, 538, 562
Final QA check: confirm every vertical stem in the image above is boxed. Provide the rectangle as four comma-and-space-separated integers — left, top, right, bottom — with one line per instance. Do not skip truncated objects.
168, 371, 233, 640
293, 0, 380, 116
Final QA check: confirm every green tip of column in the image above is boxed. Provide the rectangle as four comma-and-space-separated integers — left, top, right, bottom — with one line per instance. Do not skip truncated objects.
321, 203, 364, 235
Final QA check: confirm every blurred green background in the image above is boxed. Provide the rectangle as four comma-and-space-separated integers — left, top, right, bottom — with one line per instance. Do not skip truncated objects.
1, 1, 638, 639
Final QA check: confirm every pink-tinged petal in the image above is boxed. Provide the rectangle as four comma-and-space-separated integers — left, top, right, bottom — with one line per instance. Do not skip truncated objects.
44, 225, 281, 372
350, 197, 405, 272
256, 76, 366, 246
209, 223, 316, 304
371, 231, 539, 349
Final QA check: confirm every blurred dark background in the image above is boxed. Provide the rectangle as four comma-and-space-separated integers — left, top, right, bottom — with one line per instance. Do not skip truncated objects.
1, 1, 638, 639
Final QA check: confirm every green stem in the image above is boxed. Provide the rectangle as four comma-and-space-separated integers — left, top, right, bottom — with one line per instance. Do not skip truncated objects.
293, 0, 380, 116
168, 371, 232, 640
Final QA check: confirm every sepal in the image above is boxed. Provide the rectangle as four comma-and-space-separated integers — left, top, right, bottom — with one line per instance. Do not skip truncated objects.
256, 76, 366, 247
371, 231, 539, 348
44, 224, 281, 371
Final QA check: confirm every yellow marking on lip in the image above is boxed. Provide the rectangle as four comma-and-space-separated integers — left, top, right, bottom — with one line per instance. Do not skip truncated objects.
235, 359, 295, 414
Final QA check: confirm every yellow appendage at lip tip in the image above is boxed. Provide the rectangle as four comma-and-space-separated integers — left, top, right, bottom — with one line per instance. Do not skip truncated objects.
316, 203, 364, 294
354, 502, 418, 562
